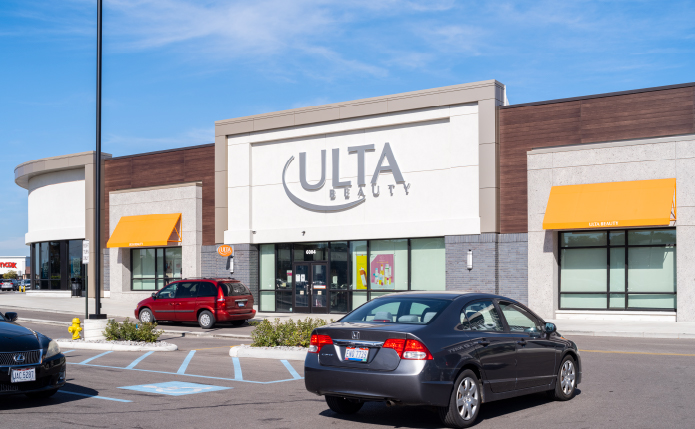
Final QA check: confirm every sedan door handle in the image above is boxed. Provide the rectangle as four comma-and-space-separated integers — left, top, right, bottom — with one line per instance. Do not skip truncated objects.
478, 339, 490, 346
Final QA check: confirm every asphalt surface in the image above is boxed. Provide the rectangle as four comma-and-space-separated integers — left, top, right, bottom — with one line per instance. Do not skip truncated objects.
7, 307, 256, 338
2, 317, 695, 428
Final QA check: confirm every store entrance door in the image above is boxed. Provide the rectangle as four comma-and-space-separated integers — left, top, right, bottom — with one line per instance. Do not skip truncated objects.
293, 263, 329, 314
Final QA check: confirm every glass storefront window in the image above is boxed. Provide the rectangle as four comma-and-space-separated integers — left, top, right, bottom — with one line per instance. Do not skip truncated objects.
130, 247, 182, 291
351, 291, 368, 310
330, 242, 348, 290
350, 241, 367, 290
276, 244, 292, 290
31, 240, 85, 291
258, 238, 446, 313
294, 242, 328, 262
369, 239, 407, 291
260, 244, 275, 290
411, 237, 445, 291
560, 248, 607, 292
559, 228, 676, 311
561, 231, 607, 247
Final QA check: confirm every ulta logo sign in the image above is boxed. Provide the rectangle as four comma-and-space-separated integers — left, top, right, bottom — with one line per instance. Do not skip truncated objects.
282, 143, 411, 212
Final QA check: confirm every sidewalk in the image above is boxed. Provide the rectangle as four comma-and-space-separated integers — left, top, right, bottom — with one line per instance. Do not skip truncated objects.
3, 293, 695, 339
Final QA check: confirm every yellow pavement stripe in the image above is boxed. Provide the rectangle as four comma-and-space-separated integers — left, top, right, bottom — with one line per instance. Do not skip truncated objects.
580, 349, 695, 357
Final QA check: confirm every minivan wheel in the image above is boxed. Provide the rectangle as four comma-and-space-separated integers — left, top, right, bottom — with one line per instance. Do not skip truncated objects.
439, 369, 481, 428
325, 395, 363, 414
548, 355, 577, 401
139, 308, 154, 324
198, 310, 215, 329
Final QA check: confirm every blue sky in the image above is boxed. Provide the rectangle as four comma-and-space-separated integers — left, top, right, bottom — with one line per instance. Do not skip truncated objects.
1, 0, 694, 255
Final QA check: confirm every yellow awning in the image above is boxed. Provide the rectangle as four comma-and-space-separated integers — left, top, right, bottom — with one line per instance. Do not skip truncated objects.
542, 179, 676, 230
106, 213, 182, 248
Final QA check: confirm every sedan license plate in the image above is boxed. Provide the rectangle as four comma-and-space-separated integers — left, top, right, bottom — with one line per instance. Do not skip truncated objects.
11, 368, 36, 383
345, 347, 369, 362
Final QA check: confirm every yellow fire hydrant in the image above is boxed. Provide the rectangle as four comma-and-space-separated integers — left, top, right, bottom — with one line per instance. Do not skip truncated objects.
68, 318, 83, 340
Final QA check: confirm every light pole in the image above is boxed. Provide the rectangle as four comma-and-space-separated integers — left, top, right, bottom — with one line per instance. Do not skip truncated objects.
90, 0, 105, 320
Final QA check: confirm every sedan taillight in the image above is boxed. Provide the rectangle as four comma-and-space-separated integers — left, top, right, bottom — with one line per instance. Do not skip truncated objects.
308, 334, 333, 353
382, 338, 433, 360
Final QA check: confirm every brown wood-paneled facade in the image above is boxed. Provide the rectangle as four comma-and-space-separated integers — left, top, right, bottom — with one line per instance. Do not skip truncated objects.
104, 144, 216, 245
499, 83, 695, 234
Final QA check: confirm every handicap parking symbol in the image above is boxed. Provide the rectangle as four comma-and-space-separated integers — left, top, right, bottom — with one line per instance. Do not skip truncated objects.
119, 381, 232, 396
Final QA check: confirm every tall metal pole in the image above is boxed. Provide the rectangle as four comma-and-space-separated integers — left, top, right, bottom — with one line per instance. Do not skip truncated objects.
91, 0, 104, 319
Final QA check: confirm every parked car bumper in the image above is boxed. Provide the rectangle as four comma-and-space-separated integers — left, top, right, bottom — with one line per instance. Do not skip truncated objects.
216, 308, 256, 322
304, 353, 452, 407
0, 354, 66, 396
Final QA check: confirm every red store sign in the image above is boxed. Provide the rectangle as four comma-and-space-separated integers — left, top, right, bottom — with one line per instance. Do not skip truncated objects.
0, 262, 18, 268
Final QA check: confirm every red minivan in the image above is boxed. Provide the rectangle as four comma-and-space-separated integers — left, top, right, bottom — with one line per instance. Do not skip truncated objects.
134, 278, 255, 329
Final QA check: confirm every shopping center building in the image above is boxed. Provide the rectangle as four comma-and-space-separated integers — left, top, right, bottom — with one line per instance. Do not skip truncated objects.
14, 80, 695, 321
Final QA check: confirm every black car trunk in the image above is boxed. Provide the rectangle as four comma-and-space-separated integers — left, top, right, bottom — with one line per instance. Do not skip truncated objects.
315, 323, 421, 371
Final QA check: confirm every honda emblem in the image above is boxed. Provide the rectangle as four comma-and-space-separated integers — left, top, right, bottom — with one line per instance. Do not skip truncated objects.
352, 331, 360, 340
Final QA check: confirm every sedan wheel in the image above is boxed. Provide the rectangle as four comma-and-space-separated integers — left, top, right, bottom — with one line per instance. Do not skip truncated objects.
439, 369, 481, 428
456, 377, 479, 421
549, 355, 577, 401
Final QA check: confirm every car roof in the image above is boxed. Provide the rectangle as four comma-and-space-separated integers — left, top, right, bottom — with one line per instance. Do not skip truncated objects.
176, 278, 242, 283
370, 290, 512, 301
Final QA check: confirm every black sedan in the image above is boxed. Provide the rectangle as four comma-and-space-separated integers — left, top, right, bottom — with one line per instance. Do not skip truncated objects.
0, 311, 67, 399
304, 292, 581, 428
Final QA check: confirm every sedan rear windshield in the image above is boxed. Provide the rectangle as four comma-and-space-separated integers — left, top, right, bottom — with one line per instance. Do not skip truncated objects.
220, 282, 250, 297
341, 298, 451, 324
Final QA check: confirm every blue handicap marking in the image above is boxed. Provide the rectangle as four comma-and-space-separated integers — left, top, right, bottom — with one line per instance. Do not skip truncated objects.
119, 381, 232, 396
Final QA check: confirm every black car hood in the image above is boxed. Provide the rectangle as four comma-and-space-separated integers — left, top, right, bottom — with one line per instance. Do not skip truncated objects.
0, 322, 42, 352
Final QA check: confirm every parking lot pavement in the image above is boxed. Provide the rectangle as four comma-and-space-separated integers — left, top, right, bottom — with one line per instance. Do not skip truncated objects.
11, 308, 256, 338
3, 323, 695, 428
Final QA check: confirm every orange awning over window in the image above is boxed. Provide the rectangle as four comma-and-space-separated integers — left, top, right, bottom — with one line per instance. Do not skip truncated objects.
542, 179, 676, 230
106, 213, 182, 248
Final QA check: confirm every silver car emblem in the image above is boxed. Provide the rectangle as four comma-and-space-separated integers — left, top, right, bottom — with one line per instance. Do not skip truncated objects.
13, 354, 25, 363
352, 331, 360, 340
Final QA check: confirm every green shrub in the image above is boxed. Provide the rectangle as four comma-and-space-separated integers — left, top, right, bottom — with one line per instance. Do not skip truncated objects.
103, 318, 163, 343
251, 318, 331, 347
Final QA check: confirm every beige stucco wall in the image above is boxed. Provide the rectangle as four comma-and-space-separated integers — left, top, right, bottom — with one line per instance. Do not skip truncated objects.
108, 182, 203, 305
527, 134, 695, 322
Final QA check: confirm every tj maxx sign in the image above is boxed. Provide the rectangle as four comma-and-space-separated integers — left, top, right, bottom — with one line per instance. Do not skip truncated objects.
0, 262, 18, 268
282, 142, 411, 211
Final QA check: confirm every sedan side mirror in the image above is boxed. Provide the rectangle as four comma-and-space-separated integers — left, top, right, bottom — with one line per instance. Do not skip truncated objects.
544, 322, 556, 334
151, 293, 157, 300
5, 312, 18, 322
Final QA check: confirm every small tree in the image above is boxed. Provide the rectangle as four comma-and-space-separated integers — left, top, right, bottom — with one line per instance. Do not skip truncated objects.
3, 271, 18, 279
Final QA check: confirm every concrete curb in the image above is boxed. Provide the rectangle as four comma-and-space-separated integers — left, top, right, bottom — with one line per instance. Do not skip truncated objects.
56, 340, 178, 352
229, 346, 308, 361
164, 330, 252, 340
19, 317, 252, 340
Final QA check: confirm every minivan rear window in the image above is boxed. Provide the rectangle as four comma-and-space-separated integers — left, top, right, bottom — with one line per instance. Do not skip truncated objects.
220, 282, 249, 297
341, 298, 451, 324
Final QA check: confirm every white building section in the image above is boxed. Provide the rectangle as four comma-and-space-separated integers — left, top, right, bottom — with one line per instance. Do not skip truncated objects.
226, 104, 481, 244
26, 168, 86, 244
0, 256, 29, 277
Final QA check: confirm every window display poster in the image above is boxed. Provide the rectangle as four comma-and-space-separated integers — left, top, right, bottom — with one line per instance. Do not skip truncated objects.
370, 254, 395, 290
355, 254, 368, 290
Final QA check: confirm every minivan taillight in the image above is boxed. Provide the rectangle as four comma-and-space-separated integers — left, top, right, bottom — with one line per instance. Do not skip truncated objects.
308, 334, 333, 353
382, 338, 433, 360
